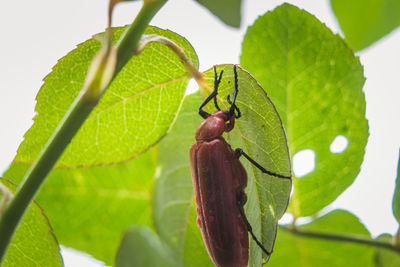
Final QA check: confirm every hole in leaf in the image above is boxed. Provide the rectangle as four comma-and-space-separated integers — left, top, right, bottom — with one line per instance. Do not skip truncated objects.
330, 135, 348, 153
293, 149, 315, 178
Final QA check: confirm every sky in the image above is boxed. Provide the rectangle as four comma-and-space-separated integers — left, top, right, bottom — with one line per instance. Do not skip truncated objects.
0, 0, 399, 266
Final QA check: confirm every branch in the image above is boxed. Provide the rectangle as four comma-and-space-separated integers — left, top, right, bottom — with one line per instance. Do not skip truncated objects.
281, 225, 400, 254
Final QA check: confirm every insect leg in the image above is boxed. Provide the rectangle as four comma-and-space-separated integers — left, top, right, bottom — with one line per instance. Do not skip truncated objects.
235, 148, 291, 179
237, 198, 272, 256
199, 66, 224, 119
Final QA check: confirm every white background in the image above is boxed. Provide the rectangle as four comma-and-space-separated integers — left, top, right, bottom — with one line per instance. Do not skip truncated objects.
0, 0, 399, 266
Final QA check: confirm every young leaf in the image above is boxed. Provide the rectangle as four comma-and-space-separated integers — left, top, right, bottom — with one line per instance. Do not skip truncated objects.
115, 226, 175, 267
241, 3, 368, 218
330, 0, 400, 51
195, 0, 242, 28
269, 210, 374, 267
4, 151, 155, 265
0, 178, 63, 267
393, 149, 400, 224
14, 26, 198, 168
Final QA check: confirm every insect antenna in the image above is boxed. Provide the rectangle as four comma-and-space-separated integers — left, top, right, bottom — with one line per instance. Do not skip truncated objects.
227, 94, 241, 118
228, 65, 241, 118
213, 66, 223, 111
198, 66, 224, 119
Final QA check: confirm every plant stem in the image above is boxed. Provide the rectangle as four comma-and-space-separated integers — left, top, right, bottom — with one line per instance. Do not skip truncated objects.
281, 225, 400, 254
0, 183, 12, 215
0, 0, 166, 263
115, 0, 167, 75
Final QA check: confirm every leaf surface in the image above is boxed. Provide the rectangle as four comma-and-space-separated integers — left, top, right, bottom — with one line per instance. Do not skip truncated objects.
269, 210, 374, 267
153, 92, 212, 266
330, 0, 400, 51
14, 26, 198, 168
0, 178, 63, 267
241, 3, 368, 217
195, 0, 242, 27
115, 226, 175, 267
4, 151, 155, 265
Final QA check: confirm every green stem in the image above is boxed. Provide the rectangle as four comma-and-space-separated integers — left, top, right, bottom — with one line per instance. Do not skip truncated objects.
0, 0, 166, 263
0, 183, 12, 215
281, 225, 400, 255
115, 0, 167, 74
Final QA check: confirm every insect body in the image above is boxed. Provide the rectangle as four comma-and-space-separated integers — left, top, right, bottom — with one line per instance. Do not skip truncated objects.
189, 65, 291, 267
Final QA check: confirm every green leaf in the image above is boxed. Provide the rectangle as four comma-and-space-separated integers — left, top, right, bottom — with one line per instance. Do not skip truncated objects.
241, 3, 368, 217
153, 92, 212, 266
374, 234, 400, 267
195, 0, 242, 27
0, 178, 63, 267
115, 225, 175, 267
330, 0, 400, 51
269, 210, 374, 267
14, 26, 198, 168
212, 65, 292, 266
153, 64, 292, 266
393, 149, 400, 223
4, 150, 155, 265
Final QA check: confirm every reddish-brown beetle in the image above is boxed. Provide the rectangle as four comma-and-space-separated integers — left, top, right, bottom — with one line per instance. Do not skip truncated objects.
190, 65, 291, 267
